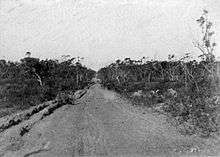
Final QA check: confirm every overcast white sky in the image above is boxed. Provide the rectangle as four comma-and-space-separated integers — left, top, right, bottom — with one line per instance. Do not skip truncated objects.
0, 0, 219, 70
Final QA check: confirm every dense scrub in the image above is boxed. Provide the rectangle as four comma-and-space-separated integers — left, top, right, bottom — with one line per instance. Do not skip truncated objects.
98, 57, 220, 137
0, 56, 95, 116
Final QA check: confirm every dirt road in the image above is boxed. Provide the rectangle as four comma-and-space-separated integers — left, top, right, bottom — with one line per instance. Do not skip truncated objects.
0, 84, 218, 157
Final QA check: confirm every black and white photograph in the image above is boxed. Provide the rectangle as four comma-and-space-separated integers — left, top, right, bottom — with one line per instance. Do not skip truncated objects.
0, 0, 220, 156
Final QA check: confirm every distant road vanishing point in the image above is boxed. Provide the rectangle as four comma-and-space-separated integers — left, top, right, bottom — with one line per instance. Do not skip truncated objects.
0, 84, 219, 157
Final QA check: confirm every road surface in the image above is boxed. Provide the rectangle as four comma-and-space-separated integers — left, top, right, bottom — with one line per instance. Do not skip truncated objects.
0, 84, 219, 157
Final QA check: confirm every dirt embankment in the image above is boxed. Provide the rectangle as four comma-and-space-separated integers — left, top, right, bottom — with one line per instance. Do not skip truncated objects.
0, 89, 87, 135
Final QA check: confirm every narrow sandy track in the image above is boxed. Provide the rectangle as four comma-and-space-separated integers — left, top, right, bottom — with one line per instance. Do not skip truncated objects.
0, 84, 218, 157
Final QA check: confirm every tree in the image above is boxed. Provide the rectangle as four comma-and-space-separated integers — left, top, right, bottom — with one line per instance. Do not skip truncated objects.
194, 10, 217, 93
194, 9, 216, 63
25, 52, 31, 58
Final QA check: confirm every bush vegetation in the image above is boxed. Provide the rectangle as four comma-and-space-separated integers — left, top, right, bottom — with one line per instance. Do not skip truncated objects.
97, 10, 220, 137
0, 55, 95, 116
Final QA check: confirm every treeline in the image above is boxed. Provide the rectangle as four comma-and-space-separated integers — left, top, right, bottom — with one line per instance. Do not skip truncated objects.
98, 57, 219, 95
0, 56, 96, 111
